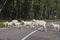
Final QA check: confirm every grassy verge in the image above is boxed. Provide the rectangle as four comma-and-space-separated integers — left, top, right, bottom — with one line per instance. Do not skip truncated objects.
45, 19, 60, 22
0, 22, 5, 28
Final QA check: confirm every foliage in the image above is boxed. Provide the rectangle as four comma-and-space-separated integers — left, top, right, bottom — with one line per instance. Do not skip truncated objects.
0, 0, 60, 20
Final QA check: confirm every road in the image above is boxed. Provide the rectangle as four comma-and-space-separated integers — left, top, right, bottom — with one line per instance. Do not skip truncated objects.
25, 30, 60, 40
0, 22, 60, 40
0, 27, 34, 40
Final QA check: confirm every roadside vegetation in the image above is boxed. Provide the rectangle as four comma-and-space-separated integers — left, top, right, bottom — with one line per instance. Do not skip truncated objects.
0, 22, 4, 28
45, 19, 60, 22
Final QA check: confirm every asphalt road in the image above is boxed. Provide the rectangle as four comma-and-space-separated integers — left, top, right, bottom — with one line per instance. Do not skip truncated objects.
0, 22, 60, 40
0, 28, 34, 40
25, 30, 60, 40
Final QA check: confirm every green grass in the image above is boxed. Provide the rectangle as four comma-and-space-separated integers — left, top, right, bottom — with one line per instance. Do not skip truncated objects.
45, 19, 60, 22
0, 22, 5, 28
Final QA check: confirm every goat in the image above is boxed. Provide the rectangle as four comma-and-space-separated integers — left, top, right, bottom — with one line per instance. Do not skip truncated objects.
32, 19, 47, 32
21, 20, 35, 28
3, 21, 8, 27
3, 21, 13, 29
51, 22, 60, 31
11, 20, 22, 28
11, 20, 20, 26
7, 22, 13, 27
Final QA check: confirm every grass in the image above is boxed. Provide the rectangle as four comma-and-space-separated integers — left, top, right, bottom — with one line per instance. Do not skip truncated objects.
0, 22, 5, 28
45, 19, 60, 22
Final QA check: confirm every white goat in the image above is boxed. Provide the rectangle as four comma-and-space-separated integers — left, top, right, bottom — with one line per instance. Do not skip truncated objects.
11, 20, 20, 26
51, 22, 60, 31
21, 20, 34, 28
11, 20, 22, 28
3, 21, 8, 27
3, 21, 13, 29
11, 20, 19, 24
7, 22, 13, 27
32, 19, 47, 32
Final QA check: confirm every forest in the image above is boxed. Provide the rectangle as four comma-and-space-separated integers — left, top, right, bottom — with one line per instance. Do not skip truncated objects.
0, 0, 60, 20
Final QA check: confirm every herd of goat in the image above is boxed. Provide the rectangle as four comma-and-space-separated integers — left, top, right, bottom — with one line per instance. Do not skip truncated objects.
3, 19, 60, 32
